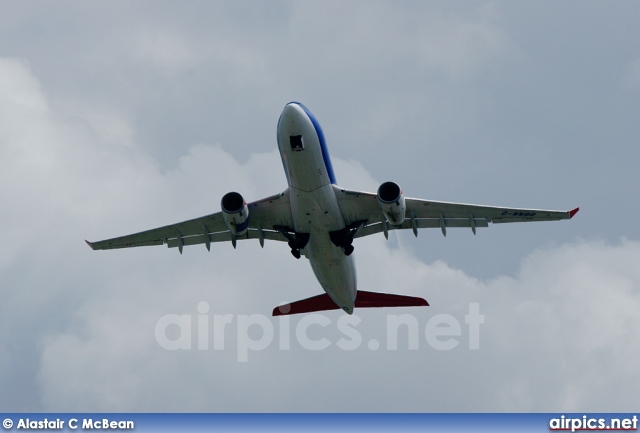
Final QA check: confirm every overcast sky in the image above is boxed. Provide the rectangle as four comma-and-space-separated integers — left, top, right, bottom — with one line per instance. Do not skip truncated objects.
1, 1, 639, 412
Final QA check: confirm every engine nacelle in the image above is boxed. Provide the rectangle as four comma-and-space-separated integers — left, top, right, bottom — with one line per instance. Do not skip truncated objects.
377, 181, 406, 226
221, 192, 249, 236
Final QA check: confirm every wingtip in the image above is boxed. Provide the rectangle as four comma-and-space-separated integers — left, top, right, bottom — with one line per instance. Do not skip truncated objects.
568, 207, 580, 219
85, 240, 95, 250
272, 303, 292, 317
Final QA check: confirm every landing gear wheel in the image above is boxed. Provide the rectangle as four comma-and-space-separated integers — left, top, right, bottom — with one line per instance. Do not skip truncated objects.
344, 244, 354, 256
291, 249, 301, 259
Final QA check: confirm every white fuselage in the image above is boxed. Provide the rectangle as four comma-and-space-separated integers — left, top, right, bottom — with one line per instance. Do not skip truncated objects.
276, 102, 357, 313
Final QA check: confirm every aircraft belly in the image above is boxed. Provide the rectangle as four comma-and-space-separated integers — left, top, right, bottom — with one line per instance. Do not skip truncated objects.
309, 247, 357, 309
278, 103, 358, 311
290, 184, 345, 234
291, 185, 357, 310
286, 151, 328, 192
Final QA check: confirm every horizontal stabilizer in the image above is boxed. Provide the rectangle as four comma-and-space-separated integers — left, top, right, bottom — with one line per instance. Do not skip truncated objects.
356, 290, 429, 308
272, 290, 428, 316
273, 293, 339, 316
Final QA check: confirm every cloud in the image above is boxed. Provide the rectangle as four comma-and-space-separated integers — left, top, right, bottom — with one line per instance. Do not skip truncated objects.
287, 1, 511, 83
480, 238, 640, 411
2, 57, 638, 412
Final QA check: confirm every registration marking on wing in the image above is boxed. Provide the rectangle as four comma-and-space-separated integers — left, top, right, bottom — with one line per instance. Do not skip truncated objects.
500, 211, 537, 217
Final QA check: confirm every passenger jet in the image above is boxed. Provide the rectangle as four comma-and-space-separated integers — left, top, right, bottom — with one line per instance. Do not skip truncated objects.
86, 102, 578, 315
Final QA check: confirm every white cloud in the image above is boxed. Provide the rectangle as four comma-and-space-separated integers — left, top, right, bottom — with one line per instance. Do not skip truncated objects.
1, 1, 639, 412
34, 229, 640, 411
481, 239, 640, 411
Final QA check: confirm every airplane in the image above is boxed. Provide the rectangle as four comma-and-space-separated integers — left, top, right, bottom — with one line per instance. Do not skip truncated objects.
86, 102, 579, 316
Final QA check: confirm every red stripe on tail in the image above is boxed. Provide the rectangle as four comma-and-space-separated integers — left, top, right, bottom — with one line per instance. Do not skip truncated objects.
272, 291, 428, 316
356, 290, 429, 308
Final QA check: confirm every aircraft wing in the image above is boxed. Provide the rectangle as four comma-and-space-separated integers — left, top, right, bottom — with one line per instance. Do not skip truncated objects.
86, 190, 294, 252
333, 186, 579, 238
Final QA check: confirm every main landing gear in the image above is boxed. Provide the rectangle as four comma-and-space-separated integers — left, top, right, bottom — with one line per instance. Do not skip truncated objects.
329, 221, 365, 257
276, 222, 364, 259
289, 241, 302, 259
275, 226, 310, 260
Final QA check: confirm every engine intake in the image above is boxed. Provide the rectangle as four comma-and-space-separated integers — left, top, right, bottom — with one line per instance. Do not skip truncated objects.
377, 181, 406, 226
221, 192, 249, 236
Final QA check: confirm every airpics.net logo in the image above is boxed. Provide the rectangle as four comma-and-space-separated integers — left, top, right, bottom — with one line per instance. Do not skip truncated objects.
154, 302, 484, 362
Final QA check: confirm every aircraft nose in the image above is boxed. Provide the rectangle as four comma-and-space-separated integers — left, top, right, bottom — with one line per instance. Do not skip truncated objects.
278, 102, 308, 135
280, 102, 306, 125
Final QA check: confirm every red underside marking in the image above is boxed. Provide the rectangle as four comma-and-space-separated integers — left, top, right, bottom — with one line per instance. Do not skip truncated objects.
85, 240, 95, 250
356, 290, 429, 308
569, 207, 580, 219
272, 290, 429, 316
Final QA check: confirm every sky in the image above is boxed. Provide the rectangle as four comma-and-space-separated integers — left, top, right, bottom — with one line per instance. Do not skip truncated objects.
1, 1, 639, 412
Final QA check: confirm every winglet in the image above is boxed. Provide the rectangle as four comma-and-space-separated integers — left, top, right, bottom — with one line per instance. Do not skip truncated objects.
568, 207, 580, 219
85, 240, 95, 250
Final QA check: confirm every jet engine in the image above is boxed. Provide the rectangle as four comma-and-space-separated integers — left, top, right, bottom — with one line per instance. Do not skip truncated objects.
377, 181, 406, 226
221, 192, 249, 236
